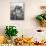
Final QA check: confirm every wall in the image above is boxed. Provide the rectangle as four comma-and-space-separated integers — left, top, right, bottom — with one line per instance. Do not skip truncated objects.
0, 0, 46, 37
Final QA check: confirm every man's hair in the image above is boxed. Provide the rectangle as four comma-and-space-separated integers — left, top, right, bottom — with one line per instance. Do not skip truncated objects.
40, 6, 46, 9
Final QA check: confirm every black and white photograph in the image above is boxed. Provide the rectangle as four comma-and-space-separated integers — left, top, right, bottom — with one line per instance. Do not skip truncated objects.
10, 2, 24, 20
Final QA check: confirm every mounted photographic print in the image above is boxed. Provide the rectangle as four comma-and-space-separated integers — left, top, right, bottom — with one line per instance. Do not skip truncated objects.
10, 2, 24, 20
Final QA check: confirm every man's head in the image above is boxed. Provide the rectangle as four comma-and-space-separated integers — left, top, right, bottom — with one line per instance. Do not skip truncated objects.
40, 6, 46, 14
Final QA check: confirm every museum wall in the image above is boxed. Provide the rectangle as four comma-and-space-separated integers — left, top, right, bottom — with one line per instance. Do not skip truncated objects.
0, 0, 46, 37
